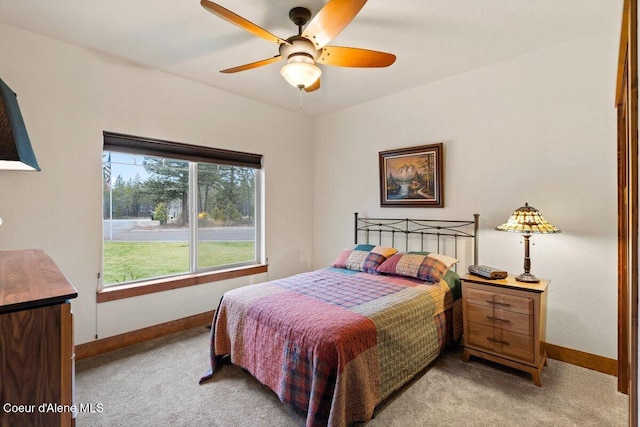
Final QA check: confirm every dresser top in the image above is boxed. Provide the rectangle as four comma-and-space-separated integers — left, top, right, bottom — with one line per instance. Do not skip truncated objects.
0, 249, 77, 314
461, 273, 550, 293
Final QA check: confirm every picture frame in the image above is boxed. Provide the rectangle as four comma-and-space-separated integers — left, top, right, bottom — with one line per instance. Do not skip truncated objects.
379, 143, 444, 207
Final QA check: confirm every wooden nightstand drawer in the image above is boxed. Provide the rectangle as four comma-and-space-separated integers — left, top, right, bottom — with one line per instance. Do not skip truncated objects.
466, 321, 497, 352
466, 321, 534, 362
467, 288, 533, 315
467, 303, 533, 335
499, 329, 535, 363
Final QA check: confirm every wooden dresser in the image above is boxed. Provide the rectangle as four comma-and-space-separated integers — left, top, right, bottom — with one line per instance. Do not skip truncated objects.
461, 274, 549, 386
0, 249, 78, 427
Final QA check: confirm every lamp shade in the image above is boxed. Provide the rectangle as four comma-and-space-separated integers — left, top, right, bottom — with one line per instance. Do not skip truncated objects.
281, 62, 321, 89
0, 78, 40, 171
495, 203, 560, 234
496, 202, 559, 283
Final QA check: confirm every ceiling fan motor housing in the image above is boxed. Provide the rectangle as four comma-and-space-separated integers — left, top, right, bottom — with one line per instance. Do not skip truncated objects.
279, 36, 320, 63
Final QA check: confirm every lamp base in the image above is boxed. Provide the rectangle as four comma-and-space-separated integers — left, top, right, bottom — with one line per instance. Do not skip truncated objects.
516, 272, 540, 283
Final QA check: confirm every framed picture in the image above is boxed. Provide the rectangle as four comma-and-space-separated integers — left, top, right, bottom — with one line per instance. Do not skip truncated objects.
379, 143, 444, 207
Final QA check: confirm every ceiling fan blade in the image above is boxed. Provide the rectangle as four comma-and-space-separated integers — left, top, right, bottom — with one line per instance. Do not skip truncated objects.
302, 0, 367, 49
304, 78, 320, 92
317, 46, 396, 67
201, 0, 289, 45
220, 55, 282, 73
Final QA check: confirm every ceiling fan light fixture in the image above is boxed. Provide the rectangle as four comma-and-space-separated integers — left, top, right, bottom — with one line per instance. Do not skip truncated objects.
281, 54, 321, 90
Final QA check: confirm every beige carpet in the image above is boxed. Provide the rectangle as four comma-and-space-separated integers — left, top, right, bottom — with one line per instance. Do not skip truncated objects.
75, 326, 628, 426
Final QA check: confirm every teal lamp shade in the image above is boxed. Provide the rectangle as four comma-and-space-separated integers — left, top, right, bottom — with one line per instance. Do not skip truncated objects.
0, 78, 40, 171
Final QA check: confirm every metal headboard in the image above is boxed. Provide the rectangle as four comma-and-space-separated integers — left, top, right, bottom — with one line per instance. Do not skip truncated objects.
354, 212, 479, 272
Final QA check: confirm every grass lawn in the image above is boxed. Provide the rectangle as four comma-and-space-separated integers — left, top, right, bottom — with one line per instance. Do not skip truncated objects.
103, 240, 254, 284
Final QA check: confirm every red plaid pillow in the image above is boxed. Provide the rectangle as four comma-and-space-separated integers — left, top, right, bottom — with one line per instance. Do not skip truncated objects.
376, 252, 458, 283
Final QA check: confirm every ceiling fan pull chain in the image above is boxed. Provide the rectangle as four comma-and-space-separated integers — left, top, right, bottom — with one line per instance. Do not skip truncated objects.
299, 88, 303, 109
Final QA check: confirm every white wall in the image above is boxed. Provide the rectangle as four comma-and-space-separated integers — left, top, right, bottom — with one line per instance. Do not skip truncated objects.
0, 23, 314, 344
312, 30, 619, 359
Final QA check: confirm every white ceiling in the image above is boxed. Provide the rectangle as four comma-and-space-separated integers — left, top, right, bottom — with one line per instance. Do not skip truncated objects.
0, 0, 621, 117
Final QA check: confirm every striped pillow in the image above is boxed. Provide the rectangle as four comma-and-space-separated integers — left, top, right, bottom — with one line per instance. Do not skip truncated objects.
376, 251, 458, 283
331, 244, 398, 274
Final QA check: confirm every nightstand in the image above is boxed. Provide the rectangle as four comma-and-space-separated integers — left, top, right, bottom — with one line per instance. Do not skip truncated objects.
461, 274, 549, 386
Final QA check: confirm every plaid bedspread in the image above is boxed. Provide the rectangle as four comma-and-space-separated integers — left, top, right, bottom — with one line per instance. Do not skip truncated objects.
200, 268, 461, 427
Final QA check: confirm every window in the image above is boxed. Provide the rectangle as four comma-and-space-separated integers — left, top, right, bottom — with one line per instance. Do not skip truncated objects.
102, 132, 262, 287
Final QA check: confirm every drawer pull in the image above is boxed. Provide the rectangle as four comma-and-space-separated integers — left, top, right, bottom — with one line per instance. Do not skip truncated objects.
486, 315, 509, 323
486, 337, 510, 345
486, 300, 510, 307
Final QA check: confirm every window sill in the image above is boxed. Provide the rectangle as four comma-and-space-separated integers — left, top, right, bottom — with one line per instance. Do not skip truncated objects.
97, 264, 268, 303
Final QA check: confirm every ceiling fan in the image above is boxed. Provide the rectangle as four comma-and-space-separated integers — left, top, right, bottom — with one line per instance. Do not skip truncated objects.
200, 0, 396, 92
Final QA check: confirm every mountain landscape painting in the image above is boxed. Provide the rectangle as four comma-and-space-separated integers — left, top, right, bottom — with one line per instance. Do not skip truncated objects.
379, 143, 443, 207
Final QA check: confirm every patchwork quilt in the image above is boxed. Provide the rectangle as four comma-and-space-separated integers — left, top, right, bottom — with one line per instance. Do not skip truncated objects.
200, 268, 461, 427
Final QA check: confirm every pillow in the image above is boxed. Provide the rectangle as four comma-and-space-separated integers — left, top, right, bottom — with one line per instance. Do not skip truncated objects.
330, 244, 398, 274
376, 251, 458, 283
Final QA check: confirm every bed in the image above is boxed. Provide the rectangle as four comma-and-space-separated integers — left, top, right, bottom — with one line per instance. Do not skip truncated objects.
200, 213, 479, 427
